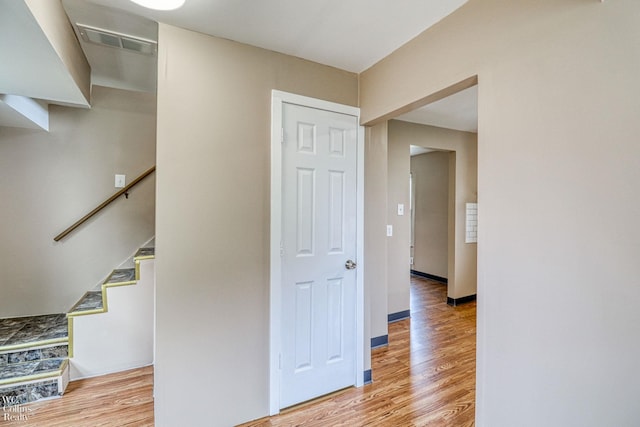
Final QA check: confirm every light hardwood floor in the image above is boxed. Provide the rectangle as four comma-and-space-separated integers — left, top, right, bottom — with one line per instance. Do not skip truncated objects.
240, 276, 476, 426
7, 366, 154, 426
12, 276, 475, 426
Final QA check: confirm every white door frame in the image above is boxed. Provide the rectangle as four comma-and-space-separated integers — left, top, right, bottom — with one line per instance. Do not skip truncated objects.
269, 90, 364, 415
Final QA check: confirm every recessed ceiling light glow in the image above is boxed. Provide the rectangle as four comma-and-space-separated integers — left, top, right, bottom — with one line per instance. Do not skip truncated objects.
129, 0, 185, 11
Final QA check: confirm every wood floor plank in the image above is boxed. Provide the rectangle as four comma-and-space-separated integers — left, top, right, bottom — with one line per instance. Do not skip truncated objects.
4, 366, 154, 426
239, 276, 476, 426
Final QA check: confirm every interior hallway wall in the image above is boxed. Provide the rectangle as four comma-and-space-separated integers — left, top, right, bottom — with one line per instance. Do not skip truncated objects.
360, 1, 640, 425
365, 122, 389, 341
386, 125, 411, 316
155, 24, 359, 426
389, 120, 477, 300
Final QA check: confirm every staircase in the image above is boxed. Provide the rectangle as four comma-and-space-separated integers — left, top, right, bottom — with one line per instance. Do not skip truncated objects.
0, 241, 155, 408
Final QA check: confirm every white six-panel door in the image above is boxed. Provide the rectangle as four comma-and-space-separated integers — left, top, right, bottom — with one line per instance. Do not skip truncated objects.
280, 102, 358, 408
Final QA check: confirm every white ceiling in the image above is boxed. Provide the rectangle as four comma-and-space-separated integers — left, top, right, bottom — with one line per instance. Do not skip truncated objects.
396, 85, 478, 133
410, 146, 435, 157
71, 0, 469, 73
1, 0, 477, 131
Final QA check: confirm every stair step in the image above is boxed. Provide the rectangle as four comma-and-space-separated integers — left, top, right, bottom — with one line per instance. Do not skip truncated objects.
0, 358, 67, 385
134, 247, 155, 280
0, 359, 69, 407
68, 291, 104, 315
68, 267, 137, 317
135, 247, 155, 260
0, 315, 68, 351
67, 266, 145, 317
104, 268, 136, 285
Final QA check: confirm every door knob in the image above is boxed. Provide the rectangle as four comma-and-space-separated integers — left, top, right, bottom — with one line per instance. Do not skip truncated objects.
345, 259, 357, 270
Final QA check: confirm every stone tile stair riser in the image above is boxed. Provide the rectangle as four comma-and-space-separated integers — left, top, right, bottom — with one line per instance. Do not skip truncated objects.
0, 345, 68, 366
1, 379, 60, 407
0, 363, 69, 407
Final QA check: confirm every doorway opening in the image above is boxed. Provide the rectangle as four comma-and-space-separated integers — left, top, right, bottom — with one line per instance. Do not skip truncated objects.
409, 148, 450, 285
379, 79, 479, 420
392, 83, 478, 305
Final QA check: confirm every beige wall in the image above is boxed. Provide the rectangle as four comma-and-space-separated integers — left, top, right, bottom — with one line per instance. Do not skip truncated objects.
362, 1, 640, 426
365, 122, 389, 341
386, 125, 411, 315
389, 121, 477, 299
154, 24, 359, 427
0, 85, 156, 317
410, 150, 449, 279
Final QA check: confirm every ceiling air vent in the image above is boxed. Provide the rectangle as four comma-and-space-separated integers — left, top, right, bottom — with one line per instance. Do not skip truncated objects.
76, 23, 157, 56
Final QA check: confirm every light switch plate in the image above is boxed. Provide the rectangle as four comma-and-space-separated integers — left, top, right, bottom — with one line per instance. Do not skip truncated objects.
397, 203, 404, 216
115, 174, 126, 188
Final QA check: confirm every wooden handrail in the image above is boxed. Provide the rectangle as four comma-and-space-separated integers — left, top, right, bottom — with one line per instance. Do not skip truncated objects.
54, 166, 156, 242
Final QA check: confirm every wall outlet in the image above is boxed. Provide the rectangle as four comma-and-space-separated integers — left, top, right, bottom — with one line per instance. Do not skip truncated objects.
386, 225, 393, 237
397, 203, 404, 216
